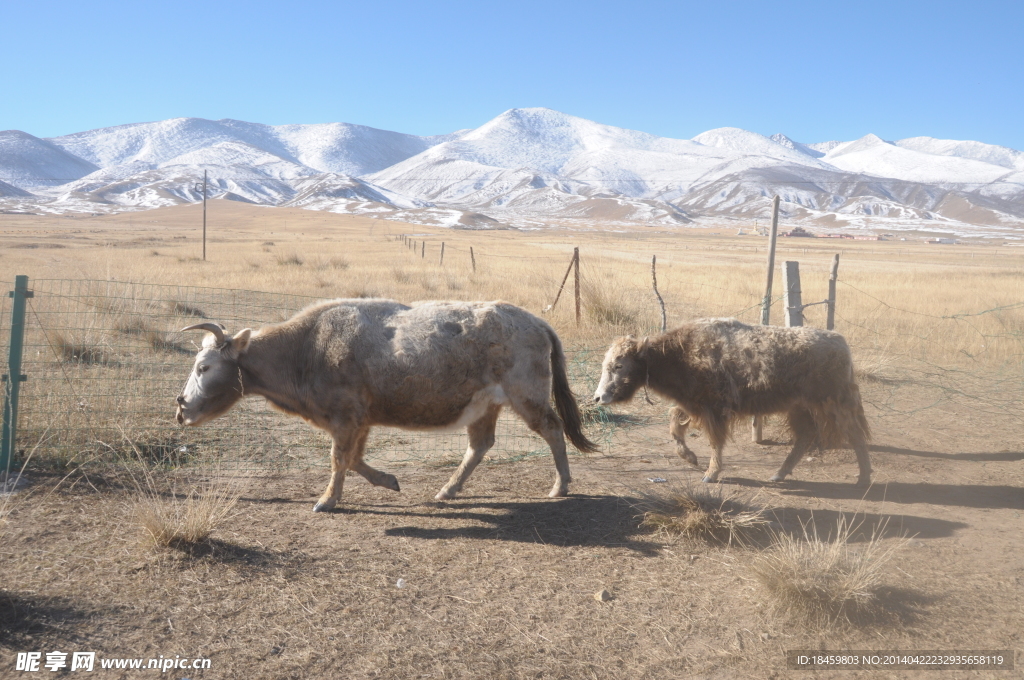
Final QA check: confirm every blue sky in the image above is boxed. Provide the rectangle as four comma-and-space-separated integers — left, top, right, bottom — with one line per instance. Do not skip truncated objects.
3, 0, 1022, 149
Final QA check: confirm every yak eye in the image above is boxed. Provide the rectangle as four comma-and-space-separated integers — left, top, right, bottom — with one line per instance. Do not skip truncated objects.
198, 365, 210, 374
614, 363, 623, 370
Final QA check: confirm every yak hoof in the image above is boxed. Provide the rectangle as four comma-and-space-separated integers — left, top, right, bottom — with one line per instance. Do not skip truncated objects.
312, 501, 336, 513
434, 489, 456, 501
381, 475, 401, 492
701, 476, 716, 484
548, 487, 568, 498
856, 475, 872, 489
769, 473, 786, 483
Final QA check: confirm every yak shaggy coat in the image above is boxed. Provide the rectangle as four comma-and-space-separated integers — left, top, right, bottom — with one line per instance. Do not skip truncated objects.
176, 299, 597, 511
594, 319, 872, 486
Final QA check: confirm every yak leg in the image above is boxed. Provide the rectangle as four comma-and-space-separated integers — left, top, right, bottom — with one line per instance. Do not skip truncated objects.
700, 410, 730, 483
435, 404, 502, 501
849, 429, 872, 488
314, 423, 366, 513
511, 397, 571, 498
702, 444, 726, 483
770, 408, 818, 483
350, 428, 401, 492
669, 406, 699, 468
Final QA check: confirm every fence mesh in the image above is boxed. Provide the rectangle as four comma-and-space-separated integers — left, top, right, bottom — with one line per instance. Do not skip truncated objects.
3, 279, 617, 473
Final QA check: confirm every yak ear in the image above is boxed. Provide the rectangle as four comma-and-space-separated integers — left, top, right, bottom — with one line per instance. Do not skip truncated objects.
228, 329, 252, 356
637, 336, 650, 355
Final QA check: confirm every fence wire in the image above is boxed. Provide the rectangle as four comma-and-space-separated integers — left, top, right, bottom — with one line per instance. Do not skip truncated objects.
3, 279, 617, 473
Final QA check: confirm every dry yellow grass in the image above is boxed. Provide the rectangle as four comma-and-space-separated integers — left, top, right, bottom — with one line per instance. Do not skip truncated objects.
1, 202, 1018, 372
132, 479, 243, 550
637, 481, 769, 545
750, 515, 910, 628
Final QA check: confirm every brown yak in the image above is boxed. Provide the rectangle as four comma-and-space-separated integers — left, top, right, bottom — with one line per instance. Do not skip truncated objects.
176, 299, 597, 511
593, 318, 872, 487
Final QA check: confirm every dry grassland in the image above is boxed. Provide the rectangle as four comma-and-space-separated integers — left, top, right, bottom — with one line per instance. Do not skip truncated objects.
0, 203, 1022, 678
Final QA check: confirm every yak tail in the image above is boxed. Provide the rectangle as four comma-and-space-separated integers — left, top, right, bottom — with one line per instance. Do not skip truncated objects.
813, 379, 872, 449
547, 328, 599, 453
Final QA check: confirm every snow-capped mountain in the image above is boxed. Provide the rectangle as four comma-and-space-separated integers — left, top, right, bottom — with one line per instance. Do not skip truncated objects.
2, 108, 1023, 236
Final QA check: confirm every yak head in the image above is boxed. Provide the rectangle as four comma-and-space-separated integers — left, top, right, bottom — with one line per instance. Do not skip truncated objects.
176, 323, 252, 426
593, 335, 648, 405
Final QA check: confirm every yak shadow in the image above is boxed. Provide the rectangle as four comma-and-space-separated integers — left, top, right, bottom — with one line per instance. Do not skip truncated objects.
871, 444, 1024, 462
728, 477, 1024, 511
378, 494, 661, 555
0, 592, 95, 646
766, 506, 968, 542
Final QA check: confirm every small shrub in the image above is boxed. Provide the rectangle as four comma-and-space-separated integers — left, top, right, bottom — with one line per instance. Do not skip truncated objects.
134, 482, 242, 550
277, 253, 303, 266
750, 515, 909, 627
51, 332, 111, 365
582, 280, 639, 326
170, 301, 206, 318
262, 241, 275, 246
391, 268, 412, 284
638, 481, 768, 545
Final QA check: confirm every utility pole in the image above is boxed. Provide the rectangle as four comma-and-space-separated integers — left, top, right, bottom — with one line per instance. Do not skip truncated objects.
194, 171, 208, 260
202, 170, 208, 261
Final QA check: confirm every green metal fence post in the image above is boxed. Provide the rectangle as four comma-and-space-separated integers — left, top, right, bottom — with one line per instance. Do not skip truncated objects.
1, 275, 32, 476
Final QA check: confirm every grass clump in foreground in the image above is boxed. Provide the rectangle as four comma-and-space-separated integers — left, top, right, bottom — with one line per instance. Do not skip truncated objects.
750, 515, 909, 628
125, 435, 247, 552
638, 481, 769, 545
133, 481, 242, 551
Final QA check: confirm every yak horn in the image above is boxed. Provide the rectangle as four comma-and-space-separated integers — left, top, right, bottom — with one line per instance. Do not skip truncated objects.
180, 323, 227, 345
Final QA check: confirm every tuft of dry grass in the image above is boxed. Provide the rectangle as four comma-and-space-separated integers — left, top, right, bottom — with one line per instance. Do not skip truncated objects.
50, 331, 111, 365
312, 256, 349, 271
638, 481, 769, 545
133, 480, 243, 551
277, 253, 303, 266
750, 515, 910, 628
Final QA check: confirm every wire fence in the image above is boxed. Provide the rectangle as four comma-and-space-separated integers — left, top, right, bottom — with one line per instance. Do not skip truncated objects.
1, 269, 1021, 478
0, 279, 620, 474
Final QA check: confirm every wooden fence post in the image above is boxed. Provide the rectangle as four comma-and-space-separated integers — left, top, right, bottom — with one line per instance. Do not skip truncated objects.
439, 242, 445, 266
783, 261, 803, 327
652, 255, 667, 332
573, 247, 581, 326
421, 241, 425, 258
470, 246, 476, 273
826, 253, 840, 331
548, 249, 577, 312
753, 194, 781, 443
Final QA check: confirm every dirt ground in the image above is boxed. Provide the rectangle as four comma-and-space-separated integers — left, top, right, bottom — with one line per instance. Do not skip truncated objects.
2, 374, 1022, 679
0, 204, 1021, 677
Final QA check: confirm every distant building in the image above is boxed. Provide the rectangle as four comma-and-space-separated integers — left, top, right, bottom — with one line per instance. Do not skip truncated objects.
781, 226, 816, 238
927, 238, 959, 244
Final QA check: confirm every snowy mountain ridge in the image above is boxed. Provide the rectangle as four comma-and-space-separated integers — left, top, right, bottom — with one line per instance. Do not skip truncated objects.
2, 107, 1023, 237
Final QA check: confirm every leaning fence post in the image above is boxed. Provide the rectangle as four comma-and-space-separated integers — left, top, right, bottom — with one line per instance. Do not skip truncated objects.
547, 249, 577, 313
421, 241, 425, 258
573, 247, 581, 326
652, 255, 667, 332
783, 261, 803, 328
826, 253, 840, 331
439, 242, 445, 266
1, 275, 32, 477
470, 246, 476, 273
